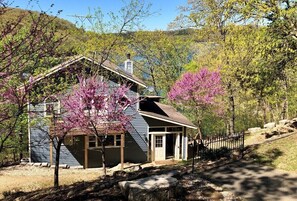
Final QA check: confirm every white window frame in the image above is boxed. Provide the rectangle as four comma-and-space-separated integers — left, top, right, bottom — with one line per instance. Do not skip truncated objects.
44, 97, 60, 117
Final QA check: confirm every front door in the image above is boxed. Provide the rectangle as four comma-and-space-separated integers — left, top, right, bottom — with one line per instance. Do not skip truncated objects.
154, 135, 165, 161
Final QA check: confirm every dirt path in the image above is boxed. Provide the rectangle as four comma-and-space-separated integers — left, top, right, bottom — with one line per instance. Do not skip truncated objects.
199, 160, 297, 201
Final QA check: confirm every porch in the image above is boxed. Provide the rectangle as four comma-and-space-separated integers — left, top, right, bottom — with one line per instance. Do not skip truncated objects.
148, 126, 188, 162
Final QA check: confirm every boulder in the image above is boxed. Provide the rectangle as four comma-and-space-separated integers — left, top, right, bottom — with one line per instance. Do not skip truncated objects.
287, 119, 297, 128
248, 127, 262, 133
118, 172, 179, 201
279, 119, 290, 126
264, 122, 276, 129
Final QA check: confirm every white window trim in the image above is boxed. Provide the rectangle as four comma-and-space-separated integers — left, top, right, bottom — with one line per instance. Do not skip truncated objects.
44, 97, 61, 117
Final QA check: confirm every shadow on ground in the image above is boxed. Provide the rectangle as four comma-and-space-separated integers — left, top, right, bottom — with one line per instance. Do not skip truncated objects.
198, 154, 297, 201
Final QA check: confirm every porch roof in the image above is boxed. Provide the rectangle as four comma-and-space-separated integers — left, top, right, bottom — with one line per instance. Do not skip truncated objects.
49, 123, 125, 137
139, 101, 197, 129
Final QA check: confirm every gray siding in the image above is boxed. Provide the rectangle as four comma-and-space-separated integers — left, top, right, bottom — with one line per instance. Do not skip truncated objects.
29, 103, 83, 166
30, 127, 50, 162
125, 106, 148, 153
52, 136, 84, 166
29, 70, 149, 167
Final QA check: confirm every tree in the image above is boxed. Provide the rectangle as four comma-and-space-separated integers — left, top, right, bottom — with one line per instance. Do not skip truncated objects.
170, 0, 250, 134
131, 30, 192, 96
0, 1, 63, 154
168, 68, 224, 139
83, 0, 152, 69
61, 76, 136, 176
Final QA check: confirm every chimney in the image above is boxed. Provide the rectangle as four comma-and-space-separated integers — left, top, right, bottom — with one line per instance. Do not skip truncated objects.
124, 53, 133, 74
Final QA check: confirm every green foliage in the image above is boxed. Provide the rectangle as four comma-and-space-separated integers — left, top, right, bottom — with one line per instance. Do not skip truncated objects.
0, 7, 86, 56
131, 30, 192, 96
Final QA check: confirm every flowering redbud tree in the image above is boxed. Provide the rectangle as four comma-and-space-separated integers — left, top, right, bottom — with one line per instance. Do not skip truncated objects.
168, 68, 224, 139
0, 2, 63, 157
60, 76, 136, 176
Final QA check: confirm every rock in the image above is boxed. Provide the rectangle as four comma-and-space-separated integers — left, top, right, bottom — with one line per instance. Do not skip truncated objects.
248, 127, 262, 133
41, 163, 49, 167
287, 119, 297, 128
279, 119, 290, 126
113, 170, 128, 178
119, 173, 179, 201
277, 126, 294, 134
20, 158, 29, 163
50, 164, 70, 169
264, 122, 276, 129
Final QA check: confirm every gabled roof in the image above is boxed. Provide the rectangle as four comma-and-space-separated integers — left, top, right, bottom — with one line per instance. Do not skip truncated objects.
33, 55, 147, 88
139, 100, 197, 129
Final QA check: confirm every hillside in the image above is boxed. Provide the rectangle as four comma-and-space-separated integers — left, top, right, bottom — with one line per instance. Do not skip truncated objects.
246, 132, 297, 173
0, 7, 86, 56
0, 7, 78, 32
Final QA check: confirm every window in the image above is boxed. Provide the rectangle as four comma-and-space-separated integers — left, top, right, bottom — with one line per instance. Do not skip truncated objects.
44, 96, 60, 117
167, 127, 183, 132
89, 135, 96, 147
149, 127, 165, 132
155, 136, 163, 147
118, 96, 130, 108
105, 135, 115, 146
116, 135, 121, 146
88, 134, 123, 148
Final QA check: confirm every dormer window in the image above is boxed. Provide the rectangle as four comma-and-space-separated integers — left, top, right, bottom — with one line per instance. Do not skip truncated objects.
44, 96, 60, 117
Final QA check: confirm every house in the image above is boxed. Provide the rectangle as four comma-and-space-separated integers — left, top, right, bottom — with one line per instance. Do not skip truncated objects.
29, 55, 197, 168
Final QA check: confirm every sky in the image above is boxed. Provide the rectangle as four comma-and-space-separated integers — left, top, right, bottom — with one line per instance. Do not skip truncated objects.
10, 0, 187, 31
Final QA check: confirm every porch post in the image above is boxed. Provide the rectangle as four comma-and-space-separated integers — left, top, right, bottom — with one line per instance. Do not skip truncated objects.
175, 134, 180, 160
121, 132, 125, 170
184, 133, 188, 160
151, 134, 155, 161
84, 135, 88, 169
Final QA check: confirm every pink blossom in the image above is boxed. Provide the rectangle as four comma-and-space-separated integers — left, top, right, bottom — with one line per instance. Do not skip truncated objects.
168, 68, 224, 107
57, 76, 136, 136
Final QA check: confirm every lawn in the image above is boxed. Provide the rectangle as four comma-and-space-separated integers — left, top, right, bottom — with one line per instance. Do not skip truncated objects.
0, 165, 102, 199
249, 132, 297, 173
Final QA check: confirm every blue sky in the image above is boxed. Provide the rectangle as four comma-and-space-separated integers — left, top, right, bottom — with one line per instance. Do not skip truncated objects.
10, 0, 187, 30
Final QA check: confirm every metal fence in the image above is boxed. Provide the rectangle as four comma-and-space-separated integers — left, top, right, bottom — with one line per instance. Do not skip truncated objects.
189, 132, 245, 160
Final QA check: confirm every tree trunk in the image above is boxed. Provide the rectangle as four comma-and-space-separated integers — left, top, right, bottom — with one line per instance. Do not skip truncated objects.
54, 139, 63, 188
196, 125, 203, 140
101, 139, 106, 176
227, 83, 235, 135
281, 79, 289, 120
19, 132, 23, 160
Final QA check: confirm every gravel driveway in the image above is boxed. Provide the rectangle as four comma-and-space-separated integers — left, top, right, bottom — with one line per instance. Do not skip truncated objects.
199, 160, 297, 201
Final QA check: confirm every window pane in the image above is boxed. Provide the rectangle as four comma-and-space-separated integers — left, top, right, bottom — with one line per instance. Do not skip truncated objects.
89, 136, 96, 147
155, 136, 163, 147
105, 135, 115, 146
167, 127, 183, 132
116, 135, 121, 146
149, 127, 165, 132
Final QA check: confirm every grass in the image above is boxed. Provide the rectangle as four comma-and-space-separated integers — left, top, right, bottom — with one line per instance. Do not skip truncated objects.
0, 165, 103, 199
248, 132, 297, 173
